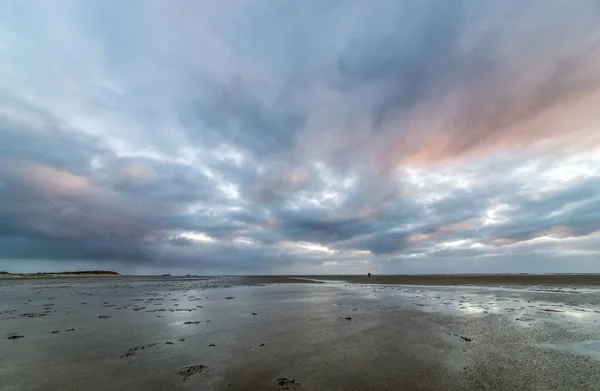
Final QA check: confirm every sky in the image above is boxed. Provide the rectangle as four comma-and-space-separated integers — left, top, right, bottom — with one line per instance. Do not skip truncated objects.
1, 0, 600, 275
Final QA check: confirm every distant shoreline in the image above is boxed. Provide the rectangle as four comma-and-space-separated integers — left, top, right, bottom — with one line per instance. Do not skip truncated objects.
0, 271, 121, 279
2, 272, 600, 286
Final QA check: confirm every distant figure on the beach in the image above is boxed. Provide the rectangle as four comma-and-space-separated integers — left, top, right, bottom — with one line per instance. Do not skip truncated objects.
367, 273, 371, 277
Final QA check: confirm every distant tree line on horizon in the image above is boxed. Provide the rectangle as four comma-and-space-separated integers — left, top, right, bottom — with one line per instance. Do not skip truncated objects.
0, 270, 120, 276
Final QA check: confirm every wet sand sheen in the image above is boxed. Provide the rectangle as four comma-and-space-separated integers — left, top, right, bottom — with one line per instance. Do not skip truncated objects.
1, 276, 600, 390
295, 273, 600, 286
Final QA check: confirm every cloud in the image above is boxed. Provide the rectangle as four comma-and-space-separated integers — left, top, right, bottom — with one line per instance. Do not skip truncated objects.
328, 1, 600, 167
1, 0, 600, 274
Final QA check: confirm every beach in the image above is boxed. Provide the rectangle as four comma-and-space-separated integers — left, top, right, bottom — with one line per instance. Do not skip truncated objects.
2, 275, 600, 390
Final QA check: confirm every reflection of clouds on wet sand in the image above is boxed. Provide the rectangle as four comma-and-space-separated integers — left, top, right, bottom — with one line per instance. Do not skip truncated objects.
338, 282, 600, 324
456, 302, 488, 314
545, 340, 600, 361
337, 281, 600, 359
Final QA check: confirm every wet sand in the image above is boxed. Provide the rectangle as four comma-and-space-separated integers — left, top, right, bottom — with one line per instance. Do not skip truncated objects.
2, 275, 600, 390
302, 273, 600, 286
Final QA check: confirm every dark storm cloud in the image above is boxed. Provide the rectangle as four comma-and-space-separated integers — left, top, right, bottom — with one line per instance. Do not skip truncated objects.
275, 209, 373, 244
0, 107, 109, 174
188, 77, 306, 158
99, 157, 223, 205
0, 164, 154, 242
1, 0, 600, 274
335, 0, 468, 122
0, 236, 152, 263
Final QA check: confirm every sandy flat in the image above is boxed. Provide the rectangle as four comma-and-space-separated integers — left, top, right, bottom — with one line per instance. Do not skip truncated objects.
2, 276, 600, 390
298, 273, 600, 286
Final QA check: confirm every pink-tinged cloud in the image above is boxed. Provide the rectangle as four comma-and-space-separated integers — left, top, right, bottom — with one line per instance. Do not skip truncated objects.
2, 160, 103, 198
486, 238, 518, 246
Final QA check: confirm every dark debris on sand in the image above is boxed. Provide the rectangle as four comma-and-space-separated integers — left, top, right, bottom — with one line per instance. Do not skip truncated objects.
445, 332, 472, 342
22, 312, 48, 318
277, 377, 301, 390
178, 364, 207, 380
120, 343, 158, 358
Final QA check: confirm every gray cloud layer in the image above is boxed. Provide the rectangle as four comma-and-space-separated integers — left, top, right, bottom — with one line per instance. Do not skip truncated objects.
1, 0, 600, 274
